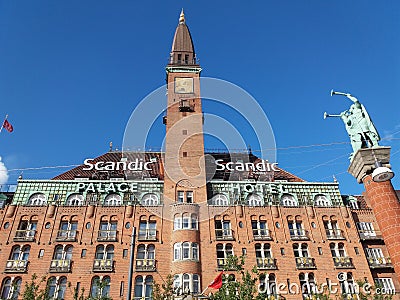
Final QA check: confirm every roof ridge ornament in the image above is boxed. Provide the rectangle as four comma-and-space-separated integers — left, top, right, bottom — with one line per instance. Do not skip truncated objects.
179, 8, 185, 24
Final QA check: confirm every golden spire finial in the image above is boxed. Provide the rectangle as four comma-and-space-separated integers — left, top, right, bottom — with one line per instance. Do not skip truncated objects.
179, 8, 185, 24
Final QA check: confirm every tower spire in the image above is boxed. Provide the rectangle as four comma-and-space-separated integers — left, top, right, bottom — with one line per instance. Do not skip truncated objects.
168, 9, 198, 66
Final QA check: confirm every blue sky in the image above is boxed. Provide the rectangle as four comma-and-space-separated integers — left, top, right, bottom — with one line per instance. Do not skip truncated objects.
0, 1, 399, 195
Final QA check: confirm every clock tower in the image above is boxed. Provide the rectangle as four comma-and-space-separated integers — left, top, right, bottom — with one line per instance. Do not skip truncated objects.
163, 10, 207, 205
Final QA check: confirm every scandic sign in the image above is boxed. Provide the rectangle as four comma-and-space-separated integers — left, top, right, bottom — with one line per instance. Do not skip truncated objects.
82, 158, 279, 172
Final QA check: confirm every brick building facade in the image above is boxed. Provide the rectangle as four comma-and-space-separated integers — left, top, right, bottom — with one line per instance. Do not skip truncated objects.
0, 11, 398, 300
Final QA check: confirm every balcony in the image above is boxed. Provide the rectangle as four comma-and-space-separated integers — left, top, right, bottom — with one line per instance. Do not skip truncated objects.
97, 230, 118, 242
217, 258, 228, 270
179, 100, 195, 112
326, 229, 345, 240
256, 258, 277, 270
367, 257, 393, 269
56, 230, 77, 242
135, 259, 156, 271
137, 230, 157, 242
93, 259, 114, 272
358, 230, 383, 241
49, 259, 72, 273
295, 257, 316, 269
253, 230, 273, 241
5, 260, 28, 273
215, 229, 234, 241
333, 257, 354, 268
13, 230, 36, 242
289, 229, 309, 241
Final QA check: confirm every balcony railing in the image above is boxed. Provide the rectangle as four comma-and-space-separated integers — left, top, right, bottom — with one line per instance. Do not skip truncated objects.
256, 258, 277, 270
358, 230, 382, 240
289, 229, 309, 240
295, 257, 316, 269
14, 230, 36, 242
179, 101, 195, 112
137, 230, 157, 241
49, 259, 72, 273
326, 229, 345, 240
5, 260, 28, 273
135, 259, 156, 271
253, 230, 273, 241
93, 259, 114, 272
56, 230, 77, 242
333, 257, 354, 268
97, 230, 118, 242
215, 229, 234, 241
367, 257, 393, 269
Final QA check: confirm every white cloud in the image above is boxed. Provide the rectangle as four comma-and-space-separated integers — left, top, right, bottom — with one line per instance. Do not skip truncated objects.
0, 156, 9, 184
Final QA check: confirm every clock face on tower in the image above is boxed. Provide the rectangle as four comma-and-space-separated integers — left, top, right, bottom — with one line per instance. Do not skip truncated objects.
174, 77, 194, 94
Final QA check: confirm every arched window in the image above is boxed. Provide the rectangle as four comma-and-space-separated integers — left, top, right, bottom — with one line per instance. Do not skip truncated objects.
141, 193, 159, 206
95, 245, 114, 260
280, 194, 297, 206
247, 193, 263, 206
173, 274, 201, 295
48, 276, 67, 299
330, 242, 346, 257
299, 273, 316, 298
259, 274, 276, 296
293, 243, 309, 258
210, 194, 229, 206
104, 193, 122, 206
136, 244, 155, 270
66, 194, 84, 206
255, 243, 274, 269
216, 243, 233, 268
53, 245, 73, 260
314, 194, 331, 207
9, 245, 30, 261
90, 276, 110, 298
28, 193, 47, 206
134, 276, 153, 299
173, 242, 199, 261
174, 214, 197, 230
1, 277, 21, 300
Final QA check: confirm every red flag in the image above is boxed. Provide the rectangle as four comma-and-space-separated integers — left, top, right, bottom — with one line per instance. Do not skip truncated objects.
2, 119, 13, 132
208, 271, 223, 289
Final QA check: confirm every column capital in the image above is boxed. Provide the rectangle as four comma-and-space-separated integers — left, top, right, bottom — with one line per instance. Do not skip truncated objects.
348, 146, 392, 183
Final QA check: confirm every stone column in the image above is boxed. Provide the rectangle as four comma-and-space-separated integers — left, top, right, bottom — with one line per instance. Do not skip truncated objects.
348, 147, 400, 283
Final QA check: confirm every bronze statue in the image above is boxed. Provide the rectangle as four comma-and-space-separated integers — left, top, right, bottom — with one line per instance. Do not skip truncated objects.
324, 90, 380, 159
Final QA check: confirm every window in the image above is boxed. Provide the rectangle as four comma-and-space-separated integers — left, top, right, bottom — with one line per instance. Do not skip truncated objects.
215, 220, 232, 239
374, 278, 395, 294
15, 220, 37, 240
173, 274, 200, 295
134, 276, 153, 300
28, 193, 47, 205
123, 249, 128, 258
280, 194, 297, 206
38, 249, 45, 258
314, 194, 331, 206
299, 273, 316, 298
330, 243, 346, 257
252, 220, 269, 238
104, 193, 122, 206
48, 276, 67, 299
340, 273, 357, 297
216, 243, 233, 268
9, 245, 30, 262
288, 220, 306, 238
324, 219, 342, 238
98, 221, 117, 241
210, 194, 229, 206
348, 199, 359, 209
52, 245, 73, 262
91, 276, 110, 298
138, 221, 157, 240
255, 243, 274, 268
1, 277, 21, 300
365, 248, 386, 264
293, 243, 309, 258
173, 242, 199, 261
141, 193, 159, 205
66, 193, 84, 206
247, 193, 263, 206
356, 222, 376, 237
58, 221, 78, 241
176, 191, 194, 203
174, 214, 197, 230
95, 245, 114, 260
318, 247, 323, 255
81, 249, 87, 258
136, 244, 155, 270
259, 274, 276, 296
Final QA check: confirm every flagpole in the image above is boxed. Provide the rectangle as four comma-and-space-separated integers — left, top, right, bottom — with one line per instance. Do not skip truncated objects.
0, 115, 7, 134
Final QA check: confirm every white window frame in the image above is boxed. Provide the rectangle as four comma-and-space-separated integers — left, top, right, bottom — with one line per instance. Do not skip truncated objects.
280, 194, 297, 206
104, 193, 122, 206
28, 193, 47, 206
66, 194, 84, 206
